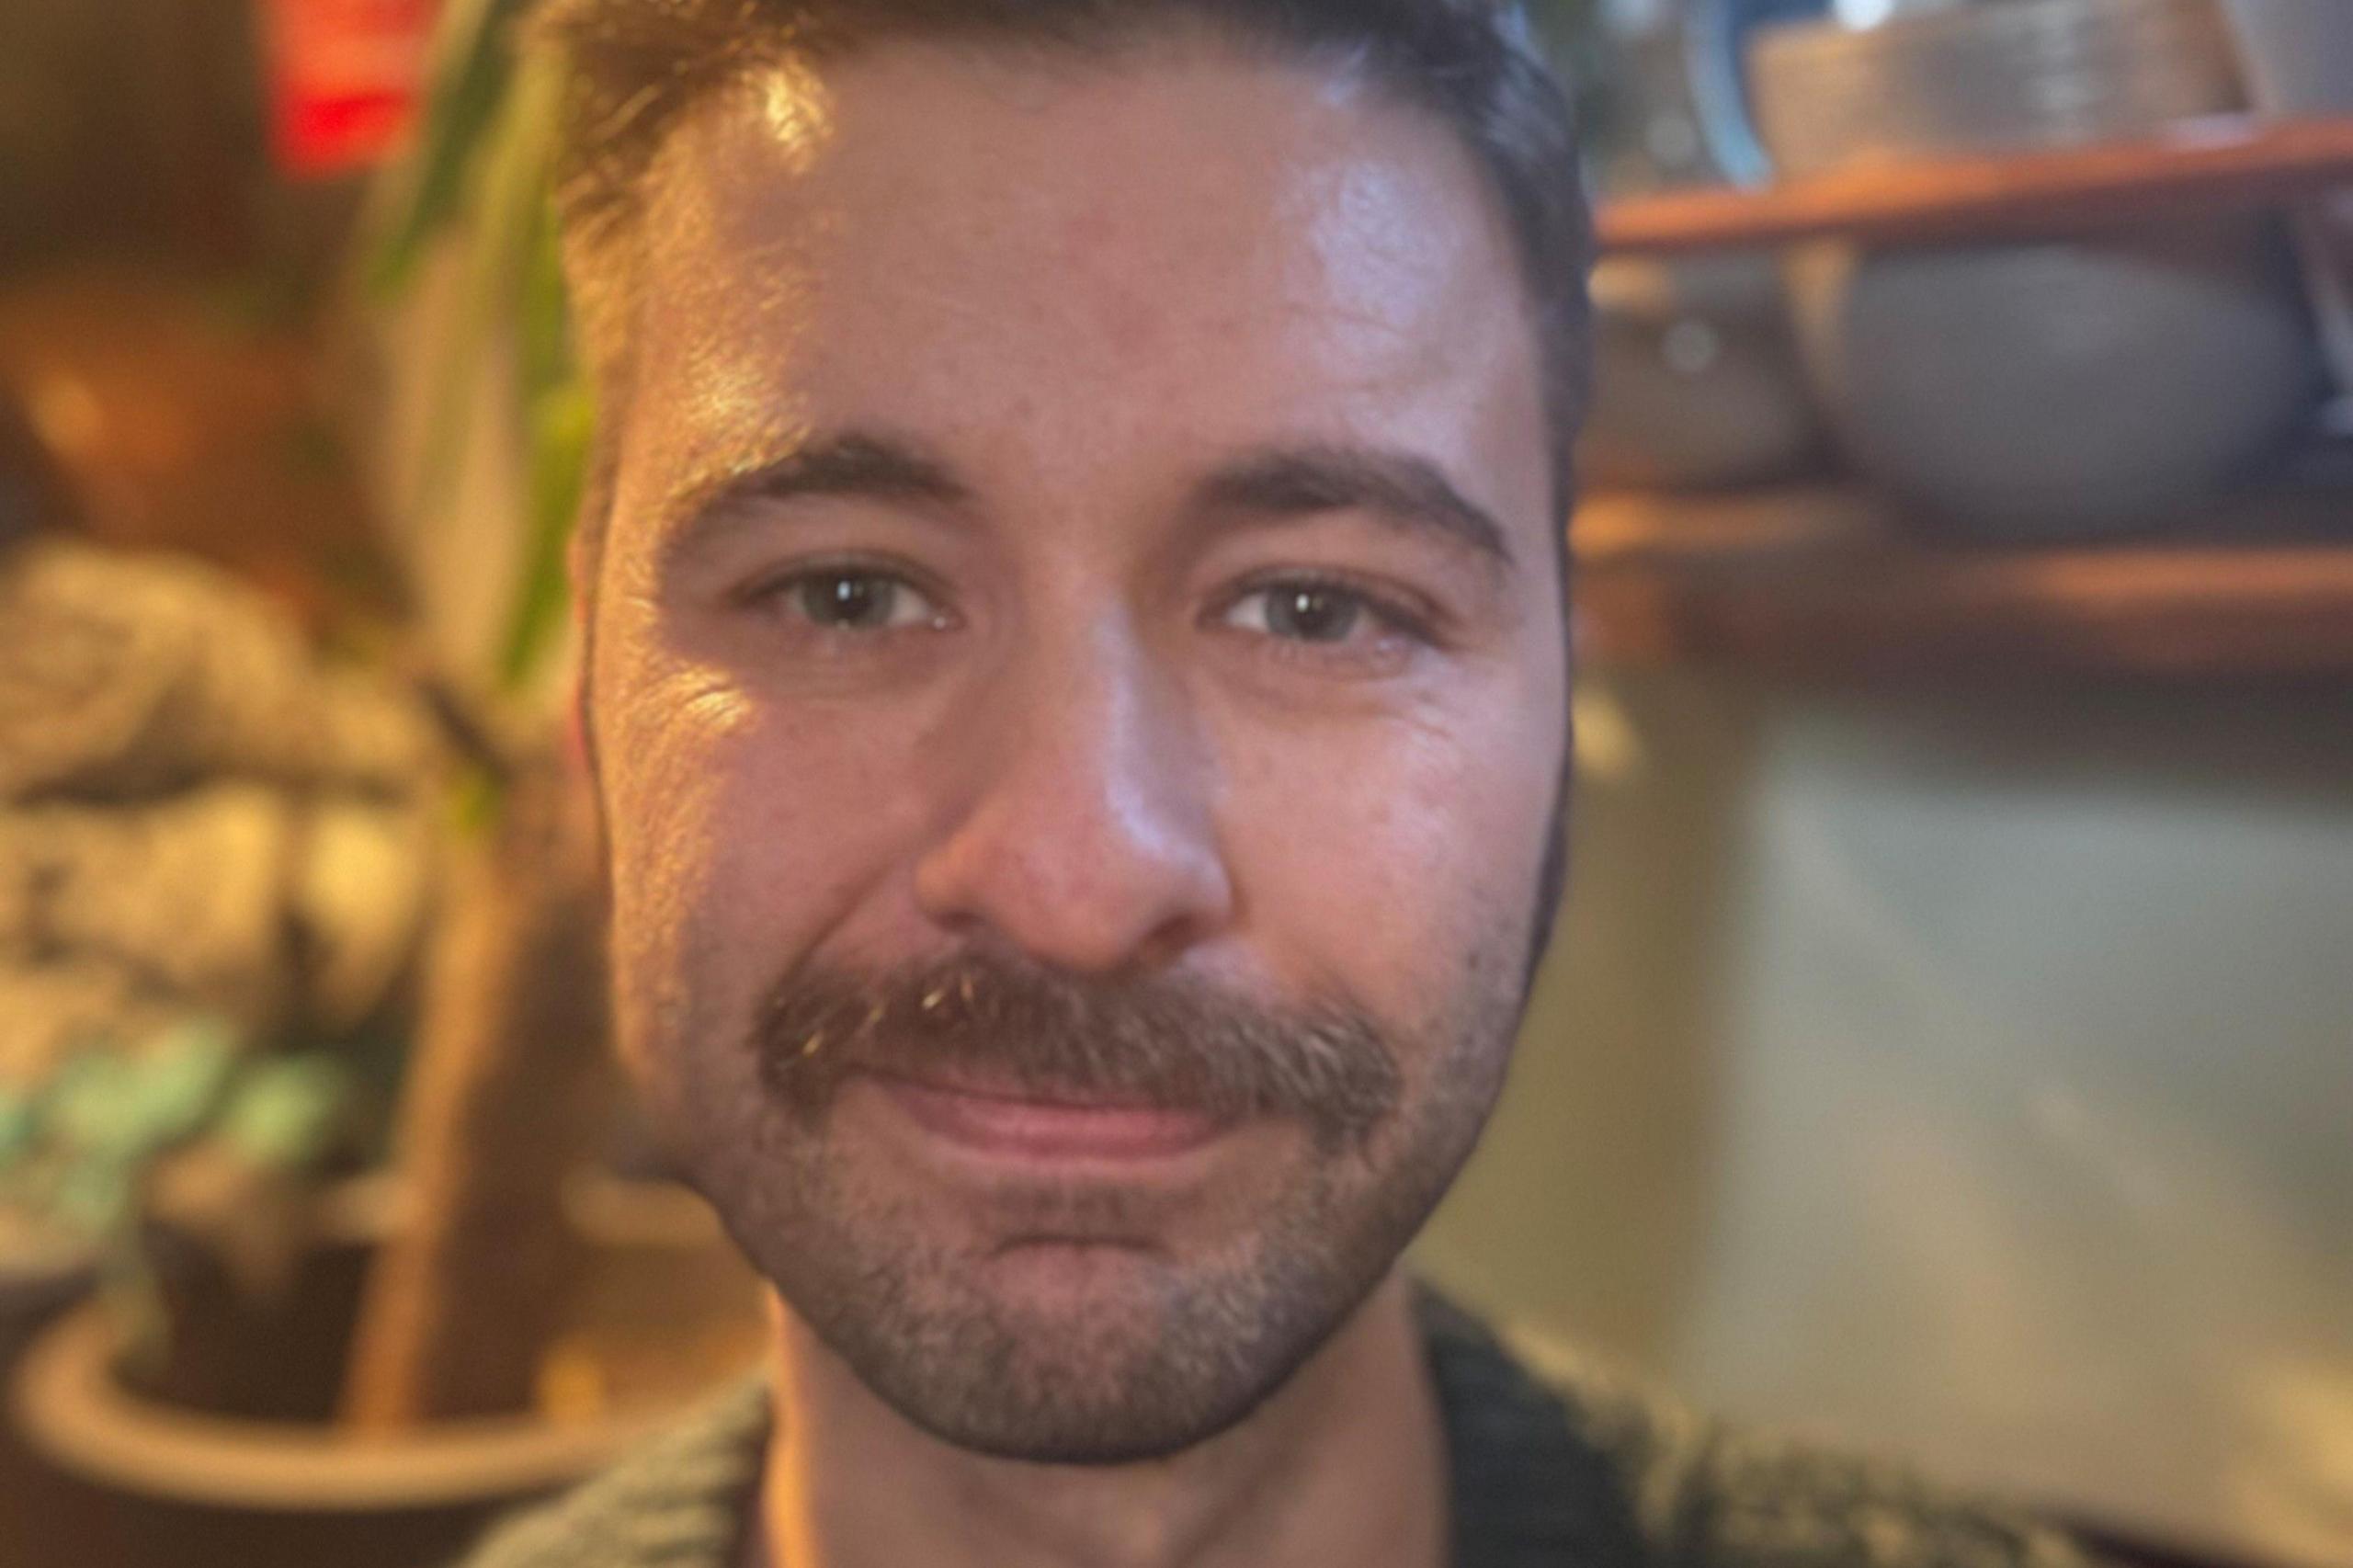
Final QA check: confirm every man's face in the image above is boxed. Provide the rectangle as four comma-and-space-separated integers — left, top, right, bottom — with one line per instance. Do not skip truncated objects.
588, 40, 1570, 1462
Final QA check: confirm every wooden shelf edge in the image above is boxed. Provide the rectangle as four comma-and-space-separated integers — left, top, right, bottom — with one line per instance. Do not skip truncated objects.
1596, 114, 2353, 257
1570, 486, 2353, 681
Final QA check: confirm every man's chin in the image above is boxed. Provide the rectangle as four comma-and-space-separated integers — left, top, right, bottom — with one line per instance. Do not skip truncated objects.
881, 1382, 1267, 1469
781, 1238, 1352, 1466
846, 1291, 1304, 1466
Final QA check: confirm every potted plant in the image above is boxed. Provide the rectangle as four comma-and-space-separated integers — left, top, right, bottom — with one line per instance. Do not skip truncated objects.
6, 6, 763, 1554
0, 523, 438, 1566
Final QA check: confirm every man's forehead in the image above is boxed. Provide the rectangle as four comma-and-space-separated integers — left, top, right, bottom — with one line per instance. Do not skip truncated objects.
614, 37, 1549, 561
641, 42, 1518, 321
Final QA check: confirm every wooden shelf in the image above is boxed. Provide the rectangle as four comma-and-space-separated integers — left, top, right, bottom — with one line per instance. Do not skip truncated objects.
1571, 483, 2353, 680
1596, 114, 2353, 256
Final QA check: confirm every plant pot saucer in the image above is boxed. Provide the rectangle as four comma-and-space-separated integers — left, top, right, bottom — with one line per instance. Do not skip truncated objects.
11, 1303, 714, 1513
4, 1173, 767, 1568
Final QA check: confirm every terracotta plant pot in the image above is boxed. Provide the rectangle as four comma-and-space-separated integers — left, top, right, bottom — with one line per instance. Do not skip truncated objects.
7, 1176, 767, 1568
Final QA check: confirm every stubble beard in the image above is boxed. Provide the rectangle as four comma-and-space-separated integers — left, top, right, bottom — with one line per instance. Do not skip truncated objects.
648, 922, 1535, 1466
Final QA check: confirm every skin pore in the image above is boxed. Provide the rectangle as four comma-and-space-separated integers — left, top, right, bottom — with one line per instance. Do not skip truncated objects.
583, 31, 1570, 1568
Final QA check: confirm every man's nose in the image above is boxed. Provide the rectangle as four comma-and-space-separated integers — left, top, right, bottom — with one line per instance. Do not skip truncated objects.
912, 624, 1233, 975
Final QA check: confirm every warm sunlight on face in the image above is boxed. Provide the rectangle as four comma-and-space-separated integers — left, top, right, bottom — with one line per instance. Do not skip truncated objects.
585, 38, 1570, 1462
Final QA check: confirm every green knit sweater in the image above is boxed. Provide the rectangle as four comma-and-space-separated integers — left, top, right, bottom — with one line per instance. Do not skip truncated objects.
457, 1293, 2096, 1568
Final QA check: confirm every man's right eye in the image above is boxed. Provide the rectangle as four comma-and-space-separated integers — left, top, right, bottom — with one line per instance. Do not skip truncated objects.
771, 569, 944, 632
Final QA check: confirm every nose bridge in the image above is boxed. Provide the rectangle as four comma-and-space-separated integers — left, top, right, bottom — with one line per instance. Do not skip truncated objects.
916, 609, 1229, 969
1048, 615, 1181, 815
991, 609, 1214, 889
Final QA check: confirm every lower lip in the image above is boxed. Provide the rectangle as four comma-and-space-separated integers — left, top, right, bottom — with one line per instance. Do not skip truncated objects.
877, 1077, 1229, 1163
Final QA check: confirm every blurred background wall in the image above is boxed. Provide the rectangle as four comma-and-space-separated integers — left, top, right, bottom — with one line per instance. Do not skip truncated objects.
1422, 670, 2353, 1568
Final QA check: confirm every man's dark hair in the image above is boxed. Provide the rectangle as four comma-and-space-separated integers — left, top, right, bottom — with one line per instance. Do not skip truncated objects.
530, 0, 1596, 546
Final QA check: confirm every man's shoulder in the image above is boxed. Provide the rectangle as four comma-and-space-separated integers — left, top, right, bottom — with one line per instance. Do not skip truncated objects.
453, 1378, 769, 1568
1439, 1298, 2096, 1568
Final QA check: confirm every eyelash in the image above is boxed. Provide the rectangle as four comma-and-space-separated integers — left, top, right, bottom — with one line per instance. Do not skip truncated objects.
1212, 572, 1440, 661
737, 563, 1440, 666
735, 557, 951, 624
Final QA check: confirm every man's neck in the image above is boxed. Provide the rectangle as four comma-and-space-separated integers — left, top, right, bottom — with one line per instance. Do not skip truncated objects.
746, 1272, 1449, 1568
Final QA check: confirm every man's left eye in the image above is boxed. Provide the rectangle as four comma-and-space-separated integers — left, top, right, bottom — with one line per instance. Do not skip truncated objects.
1222, 582, 1377, 644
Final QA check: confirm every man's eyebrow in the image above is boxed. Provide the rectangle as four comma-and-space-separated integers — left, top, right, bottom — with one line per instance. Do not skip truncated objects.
660, 431, 972, 564
1190, 445, 1516, 571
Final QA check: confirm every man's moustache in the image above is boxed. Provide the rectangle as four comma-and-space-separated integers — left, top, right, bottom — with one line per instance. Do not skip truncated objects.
751, 950, 1401, 1150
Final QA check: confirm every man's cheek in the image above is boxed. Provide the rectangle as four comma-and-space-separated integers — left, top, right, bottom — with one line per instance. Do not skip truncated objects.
609, 687, 911, 996
1227, 748, 1495, 1002
599, 661, 767, 1026
608, 673, 745, 861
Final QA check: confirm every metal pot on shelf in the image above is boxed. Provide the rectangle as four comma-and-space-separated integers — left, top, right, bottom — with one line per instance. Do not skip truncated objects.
2221, 0, 2353, 415
1747, 0, 2244, 176
1576, 1, 1832, 493
1582, 253, 1830, 492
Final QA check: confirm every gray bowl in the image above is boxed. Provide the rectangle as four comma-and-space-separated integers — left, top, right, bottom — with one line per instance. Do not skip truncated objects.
1785, 225, 2322, 539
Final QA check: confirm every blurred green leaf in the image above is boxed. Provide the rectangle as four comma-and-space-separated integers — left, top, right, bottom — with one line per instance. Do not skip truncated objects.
367, 0, 535, 298
0, 1092, 35, 1165
44, 1052, 142, 1152
51, 1155, 134, 1236
129, 1023, 242, 1143
500, 378, 593, 690
218, 1057, 354, 1172
43, 1022, 237, 1161
361, 0, 589, 707
401, 47, 574, 642
516, 167, 574, 402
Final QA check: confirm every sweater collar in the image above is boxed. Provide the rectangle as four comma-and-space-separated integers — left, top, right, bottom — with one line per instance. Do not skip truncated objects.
525, 1289, 1608, 1568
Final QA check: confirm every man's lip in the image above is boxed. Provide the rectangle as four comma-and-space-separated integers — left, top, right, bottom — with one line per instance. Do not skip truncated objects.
866, 1071, 1232, 1162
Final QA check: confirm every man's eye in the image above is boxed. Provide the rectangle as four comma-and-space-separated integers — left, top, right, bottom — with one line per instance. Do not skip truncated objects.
1222, 582, 1374, 644
781, 570, 939, 631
